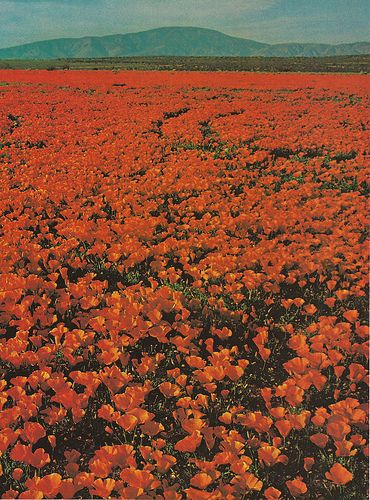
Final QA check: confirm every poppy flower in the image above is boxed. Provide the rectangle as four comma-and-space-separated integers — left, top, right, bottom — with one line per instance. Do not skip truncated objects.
141, 420, 165, 436
286, 478, 307, 497
181, 418, 205, 434
258, 446, 282, 467
334, 440, 357, 457
18, 490, 43, 499
21, 422, 46, 444
59, 479, 79, 499
231, 472, 263, 491
37, 473, 62, 497
74, 472, 96, 489
89, 458, 112, 478
90, 478, 116, 498
0, 428, 20, 453
325, 463, 353, 485
29, 448, 51, 469
10, 443, 31, 462
310, 433, 329, 448
65, 462, 79, 477
12, 467, 24, 481
343, 310, 359, 323
3, 490, 20, 499
264, 486, 282, 499
175, 432, 202, 452
120, 468, 160, 490
327, 419, 351, 441
153, 451, 177, 473
224, 364, 244, 381
219, 412, 233, 425
116, 414, 139, 432
304, 457, 315, 471
275, 419, 292, 438
184, 487, 211, 499
190, 472, 213, 489
159, 382, 182, 398
348, 363, 368, 383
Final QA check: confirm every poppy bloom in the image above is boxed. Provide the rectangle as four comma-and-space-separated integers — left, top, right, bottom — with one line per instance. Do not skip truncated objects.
264, 487, 282, 499
310, 433, 329, 448
275, 419, 292, 438
325, 463, 353, 485
304, 457, 315, 471
343, 310, 359, 323
12, 468, 24, 481
90, 478, 116, 498
286, 478, 307, 497
21, 422, 46, 444
190, 472, 213, 489
258, 446, 282, 467
116, 414, 139, 431
120, 468, 161, 490
36, 473, 62, 497
175, 432, 202, 452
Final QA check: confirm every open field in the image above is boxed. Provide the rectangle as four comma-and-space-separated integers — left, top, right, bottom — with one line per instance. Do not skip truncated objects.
0, 69, 369, 498
0, 55, 369, 73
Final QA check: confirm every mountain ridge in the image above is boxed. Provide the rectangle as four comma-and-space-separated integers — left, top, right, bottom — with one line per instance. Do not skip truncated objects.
0, 27, 369, 59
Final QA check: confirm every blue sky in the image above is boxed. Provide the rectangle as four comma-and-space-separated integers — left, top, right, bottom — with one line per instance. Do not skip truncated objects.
1, 0, 369, 48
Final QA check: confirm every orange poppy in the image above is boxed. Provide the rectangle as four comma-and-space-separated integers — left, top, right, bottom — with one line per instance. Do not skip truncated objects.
90, 478, 116, 498
343, 309, 359, 323
116, 414, 139, 432
37, 473, 62, 497
264, 486, 282, 499
303, 457, 315, 471
175, 432, 202, 452
310, 433, 329, 448
21, 422, 46, 444
325, 463, 353, 485
120, 468, 161, 490
258, 446, 282, 467
190, 472, 213, 489
286, 478, 307, 497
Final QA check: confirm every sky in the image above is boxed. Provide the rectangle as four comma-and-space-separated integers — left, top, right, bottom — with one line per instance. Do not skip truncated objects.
0, 0, 369, 49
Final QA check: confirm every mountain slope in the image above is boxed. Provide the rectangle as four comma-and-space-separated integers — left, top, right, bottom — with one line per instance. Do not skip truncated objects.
0, 27, 368, 59
259, 42, 370, 57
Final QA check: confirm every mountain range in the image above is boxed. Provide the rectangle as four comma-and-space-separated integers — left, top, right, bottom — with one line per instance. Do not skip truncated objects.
0, 27, 369, 59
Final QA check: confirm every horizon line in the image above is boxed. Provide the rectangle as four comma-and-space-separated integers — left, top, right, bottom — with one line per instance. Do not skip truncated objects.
0, 26, 369, 51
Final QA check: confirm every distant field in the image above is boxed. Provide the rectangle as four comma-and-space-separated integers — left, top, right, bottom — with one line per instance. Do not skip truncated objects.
0, 55, 369, 72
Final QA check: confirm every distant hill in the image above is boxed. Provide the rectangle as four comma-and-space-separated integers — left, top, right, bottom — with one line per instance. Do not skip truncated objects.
0, 27, 369, 59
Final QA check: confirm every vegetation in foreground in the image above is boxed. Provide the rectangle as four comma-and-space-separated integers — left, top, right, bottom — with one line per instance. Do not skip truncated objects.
0, 70, 368, 498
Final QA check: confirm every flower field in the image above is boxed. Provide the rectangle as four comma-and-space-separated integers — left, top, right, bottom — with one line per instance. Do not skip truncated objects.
0, 69, 368, 499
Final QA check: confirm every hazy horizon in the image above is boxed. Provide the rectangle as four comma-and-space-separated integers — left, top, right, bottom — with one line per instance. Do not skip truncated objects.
1, 0, 369, 50
1, 26, 370, 52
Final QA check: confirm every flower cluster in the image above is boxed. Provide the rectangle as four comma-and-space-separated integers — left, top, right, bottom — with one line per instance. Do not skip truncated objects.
0, 69, 368, 498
